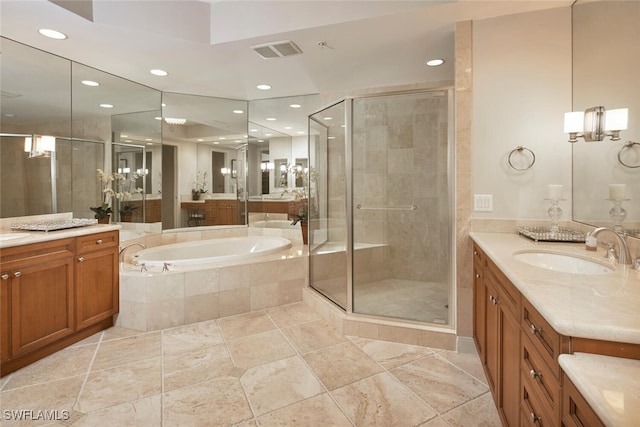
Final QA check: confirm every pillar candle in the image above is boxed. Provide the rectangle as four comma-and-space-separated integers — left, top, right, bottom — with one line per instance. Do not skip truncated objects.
547, 184, 563, 200
609, 184, 626, 200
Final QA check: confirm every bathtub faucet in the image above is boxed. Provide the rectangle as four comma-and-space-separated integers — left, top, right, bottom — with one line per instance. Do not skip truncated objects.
119, 242, 147, 262
163, 262, 173, 272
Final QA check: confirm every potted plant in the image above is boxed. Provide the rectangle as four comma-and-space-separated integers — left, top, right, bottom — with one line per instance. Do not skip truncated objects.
192, 171, 208, 200
91, 169, 115, 223
118, 203, 138, 222
113, 172, 142, 222
290, 207, 308, 245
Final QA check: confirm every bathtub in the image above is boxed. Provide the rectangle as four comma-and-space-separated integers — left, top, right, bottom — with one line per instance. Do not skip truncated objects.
135, 236, 292, 267
250, 220, 299, 229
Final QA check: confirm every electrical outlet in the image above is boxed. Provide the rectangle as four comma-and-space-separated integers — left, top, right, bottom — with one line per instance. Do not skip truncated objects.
474, 194, 493, 212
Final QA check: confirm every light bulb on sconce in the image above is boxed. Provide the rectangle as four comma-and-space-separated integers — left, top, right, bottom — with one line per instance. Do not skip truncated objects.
563, 106, 628, 143
24, 135, 56, 158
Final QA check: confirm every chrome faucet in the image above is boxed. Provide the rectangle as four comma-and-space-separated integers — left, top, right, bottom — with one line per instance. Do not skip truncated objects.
163, 262, 172, 272
588, 227, 632, 264
119, 242, 147, 262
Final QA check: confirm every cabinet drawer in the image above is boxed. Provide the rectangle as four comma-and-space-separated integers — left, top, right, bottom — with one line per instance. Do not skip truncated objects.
521, 378, 555, 427
76, 231, 118, 252
562, 373, 605, 427
473, 243, 484, 266
522, 333, 561, 422
522, 299, 562, 379
485, 263, 519, 317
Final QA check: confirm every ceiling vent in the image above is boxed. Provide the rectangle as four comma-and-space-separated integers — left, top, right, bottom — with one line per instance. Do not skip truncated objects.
251, 40, 302, 59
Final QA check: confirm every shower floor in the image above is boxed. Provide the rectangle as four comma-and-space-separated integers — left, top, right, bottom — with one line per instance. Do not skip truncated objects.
311, 278, 449, 325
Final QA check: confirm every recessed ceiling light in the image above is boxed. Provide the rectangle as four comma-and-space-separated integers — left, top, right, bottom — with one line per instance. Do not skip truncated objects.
266, 117, 276, 121
297, 131, 305, 134
81, 80, 99, 87
426, 59, 444, 67
290, 104, 301, 109
165, 117, 186, 125
235, 140, 241, 143
258, 139, 264, 142
328, 136, 336, 140
155, 117, 162, 121
126, 140, 133, 143
38, 29, 67, 40
197, 139, 204, 142
233, 109, 244, 114
284, 126, 293, 130
250, 129, 258, 132
100, 104, 113, 109
341, 124, 346, 128
150, 69, 168, 77
265, 133, 272, 137
145, 138, 153, 141
121, 134, 129, 138
213, 141, 220, 145
3, 113, 15, 117
219, 137, 226, 140
257, 84, 272, 90
161, 103, 167, 107
323, 117, 332, 121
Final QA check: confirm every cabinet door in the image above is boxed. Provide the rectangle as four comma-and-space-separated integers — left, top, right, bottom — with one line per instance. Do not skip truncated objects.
500, 303, 521, 427
485, 278, 499, 396
215, 202, 238, 225
1, 272, 10, 361
473, 254, 486, 362
76, 248, 119, 329
10, 257, 75, 357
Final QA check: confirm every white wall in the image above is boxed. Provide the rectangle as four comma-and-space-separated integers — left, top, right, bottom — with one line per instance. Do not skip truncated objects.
472, 7, 572, 220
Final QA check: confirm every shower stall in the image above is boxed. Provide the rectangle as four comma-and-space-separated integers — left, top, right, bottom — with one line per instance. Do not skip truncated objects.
308, 89, 454, 326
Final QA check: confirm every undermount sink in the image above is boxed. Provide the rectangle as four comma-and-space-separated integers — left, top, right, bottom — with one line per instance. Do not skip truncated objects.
513, 251, 614, 275
0, 233, 31, 242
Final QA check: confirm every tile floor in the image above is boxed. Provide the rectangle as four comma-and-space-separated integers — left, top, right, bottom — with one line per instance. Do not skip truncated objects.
0, 302, 500, 426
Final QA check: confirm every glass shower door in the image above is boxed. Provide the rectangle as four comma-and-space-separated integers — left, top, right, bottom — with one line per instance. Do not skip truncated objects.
308, 101, 348, 310
351, 91, 453, 324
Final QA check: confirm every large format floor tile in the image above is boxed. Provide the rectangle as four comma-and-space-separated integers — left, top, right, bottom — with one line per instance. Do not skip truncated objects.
0, 302, 499, 426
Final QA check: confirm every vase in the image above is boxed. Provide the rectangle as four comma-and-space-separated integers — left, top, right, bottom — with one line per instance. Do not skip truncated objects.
300, 222, 308, 245
192, 193, 200, 201
120, 212, 133, 222
97, 215, 110, 224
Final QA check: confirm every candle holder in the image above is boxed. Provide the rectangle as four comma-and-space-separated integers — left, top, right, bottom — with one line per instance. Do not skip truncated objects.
606, 198, 630, 233
545, 198, 565, 235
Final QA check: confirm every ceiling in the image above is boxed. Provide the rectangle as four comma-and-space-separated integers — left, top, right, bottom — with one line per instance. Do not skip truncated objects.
0, 0, 572, 101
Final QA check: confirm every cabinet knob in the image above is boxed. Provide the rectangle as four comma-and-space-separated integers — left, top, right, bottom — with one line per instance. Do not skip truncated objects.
473, 250, 478, 255
475, 273, 481, 279
529, 323, 542, 335
488, 295, 498, 305
78, 257, 85, 262
14, 271, 21, 278
96, 239, 103, 244
530, 412, 541, 424
529, 369, 542, 380
1, 274, 9, 280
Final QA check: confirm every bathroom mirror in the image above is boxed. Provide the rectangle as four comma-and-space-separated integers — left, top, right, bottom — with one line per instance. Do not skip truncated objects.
572, 1, 639, 231
246, 94, 320, 222
0, 37, 162, 222
161, 92, 247, 229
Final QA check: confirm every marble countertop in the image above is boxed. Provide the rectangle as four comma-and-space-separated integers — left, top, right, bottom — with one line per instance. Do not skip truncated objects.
0, 224, 120, 249
469, 232, 640, 344
559, 353, 640, 427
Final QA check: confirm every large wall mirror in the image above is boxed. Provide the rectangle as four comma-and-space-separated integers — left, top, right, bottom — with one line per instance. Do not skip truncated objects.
572, 1, 639, 234
161, 92, 247, 230
247, 94, 320, 223
0, 38, 162, 224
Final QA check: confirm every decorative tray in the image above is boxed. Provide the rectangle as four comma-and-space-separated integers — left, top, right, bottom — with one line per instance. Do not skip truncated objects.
11, 218, 98, 232
517, 226, 586, 243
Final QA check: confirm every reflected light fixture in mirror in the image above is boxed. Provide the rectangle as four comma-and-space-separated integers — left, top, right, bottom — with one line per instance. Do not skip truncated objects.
24, 135, 56, 158
564, 106, 628, 142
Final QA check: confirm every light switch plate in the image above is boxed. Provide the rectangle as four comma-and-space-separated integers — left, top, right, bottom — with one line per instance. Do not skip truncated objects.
474, 194, 493, 212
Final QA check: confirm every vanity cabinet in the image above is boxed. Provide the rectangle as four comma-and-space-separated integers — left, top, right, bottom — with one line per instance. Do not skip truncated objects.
214, 200, 238, 225
561, 373, 605, 427
0, 230, 119, 376
473, 243, 521, 427
75, 232, 119, 329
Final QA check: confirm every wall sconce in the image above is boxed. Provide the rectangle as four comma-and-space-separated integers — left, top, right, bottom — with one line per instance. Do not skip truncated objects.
564, 106, 628, 143
220, 167, 231, 175
260, 162, 274, 171
24, 135, 56, 158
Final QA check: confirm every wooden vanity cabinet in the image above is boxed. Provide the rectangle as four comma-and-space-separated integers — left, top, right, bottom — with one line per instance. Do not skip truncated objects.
214, 200, 238, 225
473, 243, 521, 426
562, 373, 605, 427
75, 232, 119, 329
0, 230, 119, 376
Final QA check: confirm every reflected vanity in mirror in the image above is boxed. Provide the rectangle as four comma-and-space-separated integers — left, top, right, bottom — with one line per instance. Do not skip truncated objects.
571, 1, 639, 235
161, 92, 248, 229
247, 94, 320, 225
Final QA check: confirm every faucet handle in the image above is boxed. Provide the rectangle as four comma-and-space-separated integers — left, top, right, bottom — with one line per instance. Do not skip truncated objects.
163, 262, 173, 272
140, 263, 147, 273
605, 244, 617, 261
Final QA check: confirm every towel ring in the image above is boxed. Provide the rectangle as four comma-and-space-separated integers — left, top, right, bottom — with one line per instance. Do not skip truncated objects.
617, 141, 640, 169
508, 146, 536, 171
